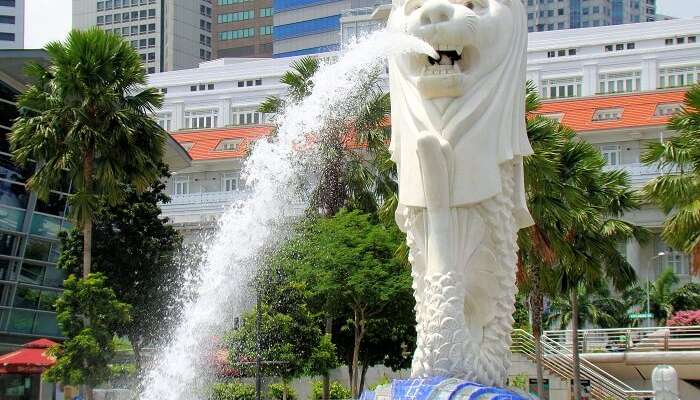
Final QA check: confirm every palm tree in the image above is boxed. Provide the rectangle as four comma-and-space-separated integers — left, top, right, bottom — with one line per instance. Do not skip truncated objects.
10, 28, 165, 281
546, 284, 627, 331
624, 267, 679, 325
642, 84, 700, 274
519, 82, 644, 400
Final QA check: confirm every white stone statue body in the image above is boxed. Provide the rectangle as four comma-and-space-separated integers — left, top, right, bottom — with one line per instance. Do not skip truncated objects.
652, 365, 680, 400
387, 0, 533, 386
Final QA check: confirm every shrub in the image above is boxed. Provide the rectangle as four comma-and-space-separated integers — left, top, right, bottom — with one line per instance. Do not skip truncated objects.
268, 382, 297, 400
210, 382, 256, 400
671, 283, 700, 312
667, 310, 700, 327
310, 381, 352, 400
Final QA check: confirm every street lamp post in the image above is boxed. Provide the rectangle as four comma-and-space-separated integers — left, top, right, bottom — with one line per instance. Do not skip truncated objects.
646, 251, 666, 327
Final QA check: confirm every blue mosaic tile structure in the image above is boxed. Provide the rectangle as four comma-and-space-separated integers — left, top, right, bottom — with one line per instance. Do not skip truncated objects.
361, 377, 534, 400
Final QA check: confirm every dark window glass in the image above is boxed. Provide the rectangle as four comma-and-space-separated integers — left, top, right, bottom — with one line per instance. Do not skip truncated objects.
0, 181, 28, 209
0, 206, 25, 232
19, 264, 44, 285
43, 266, 65, 288
0, 259, 15, 281
34, 312, 60, 336
35, 192, 67, 217
38, 290, 59, 311
0, 232, 20, 257
25, 238, 60, 263
13, 286, 40, 309
0, 15, 15, 24
29, 213, 62, 238
0, 1, 17, 7
0, 153, 32, 183
0, 32, 14, 42
8, 309, 34, 333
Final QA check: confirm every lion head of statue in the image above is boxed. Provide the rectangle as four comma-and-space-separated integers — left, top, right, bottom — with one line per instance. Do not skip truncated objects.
388, 0, 523, 99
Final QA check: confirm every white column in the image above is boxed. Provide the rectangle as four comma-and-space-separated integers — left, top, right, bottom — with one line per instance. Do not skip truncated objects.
582, 63, 599, 97
218, 98, 232, 127
172, 102, 185, 131
626, 238, 643, 278
642, 57, 659, 92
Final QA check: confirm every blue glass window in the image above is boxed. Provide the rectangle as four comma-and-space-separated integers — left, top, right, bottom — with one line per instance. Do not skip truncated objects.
274, 15, 340, 41
274, 44, 339, 58
274, 0, 337, 12
29, 213, 62, 238
0, 206, 24, 232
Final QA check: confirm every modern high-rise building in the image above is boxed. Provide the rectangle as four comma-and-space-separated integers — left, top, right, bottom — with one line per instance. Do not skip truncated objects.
271, 0, 384, 57
72, 0, 215, 73
526, 0, 656, 32
213, 0, 274, 58
0, 0, 24, 50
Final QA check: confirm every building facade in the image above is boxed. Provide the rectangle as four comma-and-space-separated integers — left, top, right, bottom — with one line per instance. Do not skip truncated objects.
526, 0, 656, 32
213, 0, 274, 58
0, 0, 24, 50
72, 0, 215, 73
149, 18, 700, 282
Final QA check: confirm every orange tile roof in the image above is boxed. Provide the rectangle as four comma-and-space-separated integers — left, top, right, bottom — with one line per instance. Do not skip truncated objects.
172, 90, 689, 161
535, 89, 688, 133
171, 125, 273, 161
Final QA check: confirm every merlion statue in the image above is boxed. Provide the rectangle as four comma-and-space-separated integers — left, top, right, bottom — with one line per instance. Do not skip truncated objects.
652, 365, 680, 400
387, 0, 533, 386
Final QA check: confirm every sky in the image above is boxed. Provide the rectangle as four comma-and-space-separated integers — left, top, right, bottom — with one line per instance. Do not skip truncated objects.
22, 0, 700, 49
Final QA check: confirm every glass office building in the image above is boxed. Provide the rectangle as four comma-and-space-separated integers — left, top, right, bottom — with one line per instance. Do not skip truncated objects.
0, 50, 65, 352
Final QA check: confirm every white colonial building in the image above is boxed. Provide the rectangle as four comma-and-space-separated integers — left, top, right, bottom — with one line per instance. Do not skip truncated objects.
149, 17, 700, 281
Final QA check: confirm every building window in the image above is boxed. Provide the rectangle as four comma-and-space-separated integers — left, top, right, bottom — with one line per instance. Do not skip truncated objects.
655, 237, 690, 277
540, 76, 583, 99
599, 144, 621, 166
598, 71, 641, 94
216, 139, 243, 152
0, 15, 15, 24
540, 113, 564, 122
173, 177, 190, 195
156, 113, 172, 131
259, 25, 273, 36
219, 27, 255, 41
97, 16, 104, 25
654, 103, 683, 117
221, 173, 239, 191
233, 110, 265, 125
218, 10, 255, 23
592, 108, 624, 122
218, 0, 253, 4
659, 65, 700, 89
185, 109, 218, 129
259, 7, 273, 17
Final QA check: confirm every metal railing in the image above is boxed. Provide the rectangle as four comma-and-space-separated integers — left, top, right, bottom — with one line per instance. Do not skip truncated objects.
511, 329, 654, 400
544, 325, 700, 354
167, 190, 247, 205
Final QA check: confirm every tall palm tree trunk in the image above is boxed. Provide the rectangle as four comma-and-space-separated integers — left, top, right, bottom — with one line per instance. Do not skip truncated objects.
82, 149, 94, 278
570, 289, 582, 400
529, 263, 545, 399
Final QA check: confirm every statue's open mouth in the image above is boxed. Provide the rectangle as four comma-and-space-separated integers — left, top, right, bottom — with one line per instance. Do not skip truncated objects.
419, 45, 473, 77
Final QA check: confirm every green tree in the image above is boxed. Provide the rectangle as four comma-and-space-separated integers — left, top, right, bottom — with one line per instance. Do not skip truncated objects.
670, 282, 700, 311
273, 210, 411, 398
56, 169, 185, 371
44, 273, 131, 400
227, 303, 337, 400
642, 84, 700, 274
546, 284, 628, 331
10, 28, 166, 278
624, 268, 680, 325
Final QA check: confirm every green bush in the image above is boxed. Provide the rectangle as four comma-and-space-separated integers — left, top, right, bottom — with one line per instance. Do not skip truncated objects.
268, 382, 297, 400
210, 382, 256, 400
368, 375, 390, 391
310, 381, 352, 400
671, 283, 700, 312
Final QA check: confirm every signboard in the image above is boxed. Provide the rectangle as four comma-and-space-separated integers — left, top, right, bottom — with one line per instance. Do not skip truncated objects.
628, 312, 653, 319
